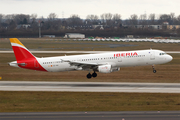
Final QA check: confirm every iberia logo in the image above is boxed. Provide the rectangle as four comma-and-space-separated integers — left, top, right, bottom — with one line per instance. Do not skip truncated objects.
102, 66, 108, 69
114, 52, 138, 57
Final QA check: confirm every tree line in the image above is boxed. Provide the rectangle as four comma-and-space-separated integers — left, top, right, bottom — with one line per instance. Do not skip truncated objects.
0, 13, 180, 37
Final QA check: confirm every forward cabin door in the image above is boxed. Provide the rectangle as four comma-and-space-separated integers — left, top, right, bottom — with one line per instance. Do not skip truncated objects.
150, 51, 155, 60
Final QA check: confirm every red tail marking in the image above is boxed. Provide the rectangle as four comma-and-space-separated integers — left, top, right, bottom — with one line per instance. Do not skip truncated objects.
12, 46, 35, 62
12, 46, 47, 72
18, 59, 47, 72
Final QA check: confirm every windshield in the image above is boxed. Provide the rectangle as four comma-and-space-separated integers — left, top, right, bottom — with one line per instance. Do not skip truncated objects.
159, 53, 167, 55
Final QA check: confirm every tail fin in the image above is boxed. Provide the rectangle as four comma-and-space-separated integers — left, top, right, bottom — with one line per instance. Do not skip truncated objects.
10, 38, 36, 62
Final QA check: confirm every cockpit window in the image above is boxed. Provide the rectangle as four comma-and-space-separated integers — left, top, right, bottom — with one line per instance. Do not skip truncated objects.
159, 53, 167, 55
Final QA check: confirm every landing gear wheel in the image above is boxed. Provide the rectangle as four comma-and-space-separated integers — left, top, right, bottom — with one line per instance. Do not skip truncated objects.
86, 73, 92, 79
152, 65, 157, 73
92, 72, 97, 78
153, 70, 157, 73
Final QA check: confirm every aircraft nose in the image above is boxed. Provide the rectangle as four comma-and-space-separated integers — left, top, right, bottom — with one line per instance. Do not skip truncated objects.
167, 55, 173, 62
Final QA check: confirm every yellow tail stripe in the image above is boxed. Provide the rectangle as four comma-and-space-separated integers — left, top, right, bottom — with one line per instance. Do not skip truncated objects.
10, 38, 25, 47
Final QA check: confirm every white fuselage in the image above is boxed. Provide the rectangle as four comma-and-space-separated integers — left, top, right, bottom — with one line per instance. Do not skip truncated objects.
35, 49, 172, 72
9, 38, 173, 78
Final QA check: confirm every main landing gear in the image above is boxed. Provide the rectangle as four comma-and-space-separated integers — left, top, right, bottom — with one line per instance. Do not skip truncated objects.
152, 65, 157, 73
86, 72, 97, 79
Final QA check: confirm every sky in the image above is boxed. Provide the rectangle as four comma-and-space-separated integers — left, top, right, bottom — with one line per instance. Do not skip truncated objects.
0, 0, 180, 19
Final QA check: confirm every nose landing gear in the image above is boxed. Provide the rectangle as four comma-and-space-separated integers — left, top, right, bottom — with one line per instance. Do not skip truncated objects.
152, 65, 157, 73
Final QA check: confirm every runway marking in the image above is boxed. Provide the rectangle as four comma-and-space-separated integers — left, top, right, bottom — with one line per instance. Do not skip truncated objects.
0, 114, 179, 120
0, 82, 180, 93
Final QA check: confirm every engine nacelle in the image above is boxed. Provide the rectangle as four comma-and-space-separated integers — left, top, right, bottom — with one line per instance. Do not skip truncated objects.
111, 67, 120, 72
98, 65, 120, 73
98, 65, 112, 73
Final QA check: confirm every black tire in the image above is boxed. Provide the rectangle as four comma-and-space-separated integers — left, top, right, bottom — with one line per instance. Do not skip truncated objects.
153, 70, 157, 73
86, 73, 92, 79
92, 72, 97, 78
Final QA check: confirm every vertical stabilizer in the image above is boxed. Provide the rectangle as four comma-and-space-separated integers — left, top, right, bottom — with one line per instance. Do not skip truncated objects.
9, 38, 47, 71
10, 38, 36, 62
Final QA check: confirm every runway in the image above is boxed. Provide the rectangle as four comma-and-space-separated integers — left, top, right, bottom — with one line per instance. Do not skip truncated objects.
0, 111, 180, 120
0, 51, 180, 54
0, 81, 180, 93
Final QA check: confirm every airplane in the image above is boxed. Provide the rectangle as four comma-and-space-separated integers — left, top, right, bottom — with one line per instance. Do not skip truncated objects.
9, 38, 173, 79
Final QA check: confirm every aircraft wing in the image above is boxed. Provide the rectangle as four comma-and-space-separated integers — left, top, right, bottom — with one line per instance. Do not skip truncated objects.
61, 59, 105, 70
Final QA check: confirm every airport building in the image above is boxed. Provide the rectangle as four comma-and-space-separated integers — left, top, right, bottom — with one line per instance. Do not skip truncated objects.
64, 33, 85, 38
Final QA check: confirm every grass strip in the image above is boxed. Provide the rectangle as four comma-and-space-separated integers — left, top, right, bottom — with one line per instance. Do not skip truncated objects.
0, 91, 180, 112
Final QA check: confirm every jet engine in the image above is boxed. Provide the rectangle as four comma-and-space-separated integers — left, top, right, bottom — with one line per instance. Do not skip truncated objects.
98, 65, 120, 73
